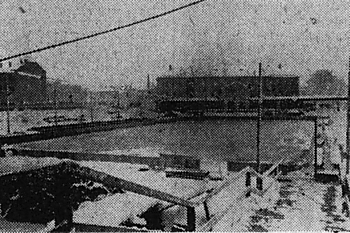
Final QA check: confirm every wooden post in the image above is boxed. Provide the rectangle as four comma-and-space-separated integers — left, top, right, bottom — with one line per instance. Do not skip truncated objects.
347, 56, 350, 174
257, 63, 262, 173
314, 118, 318, 177
257, 176, 263, 191
246, 171, 251, 197
203, 201, 210, 221
6, 75, 11, 134
187, 207, 196, 232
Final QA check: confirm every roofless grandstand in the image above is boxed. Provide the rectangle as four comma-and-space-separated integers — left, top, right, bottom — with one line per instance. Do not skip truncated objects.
156, 76, 304, 114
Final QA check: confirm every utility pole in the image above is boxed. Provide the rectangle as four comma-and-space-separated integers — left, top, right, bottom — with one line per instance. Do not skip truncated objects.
6, 75, 11, 134
346, 56, 350, 174
117, 89, 120, 119
257, 63, 263, 174
89, 94, 94, 123
54, 85, 58, 126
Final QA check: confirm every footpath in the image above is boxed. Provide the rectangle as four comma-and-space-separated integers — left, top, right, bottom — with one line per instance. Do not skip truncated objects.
247, 172, 349, 232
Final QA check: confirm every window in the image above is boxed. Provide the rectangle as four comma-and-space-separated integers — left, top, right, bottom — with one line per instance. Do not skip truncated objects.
8, 62, 12, 67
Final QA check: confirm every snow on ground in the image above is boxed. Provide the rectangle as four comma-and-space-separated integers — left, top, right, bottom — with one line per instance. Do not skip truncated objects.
74, 192, 159, 228
0, 218, 46, 232
0, 156, 61, 176
78, 161, 211, 196
74, 161, 215, 227
246, 172, 350, 232
75, 160, 282, 231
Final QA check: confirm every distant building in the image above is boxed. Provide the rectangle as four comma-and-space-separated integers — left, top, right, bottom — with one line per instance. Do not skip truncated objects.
0, 58, 47, 105
91, 90, 116, 106
156, 76, 299, 99
89, 86, 155, 110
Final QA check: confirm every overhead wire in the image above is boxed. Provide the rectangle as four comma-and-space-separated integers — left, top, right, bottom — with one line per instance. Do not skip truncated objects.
0, 0, 206, 63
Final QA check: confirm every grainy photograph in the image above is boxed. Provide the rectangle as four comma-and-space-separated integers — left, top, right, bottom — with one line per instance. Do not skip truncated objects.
0, 0, 349, 232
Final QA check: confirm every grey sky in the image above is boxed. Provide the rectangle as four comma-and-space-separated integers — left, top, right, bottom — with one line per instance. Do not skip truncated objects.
0, 0, 349, 90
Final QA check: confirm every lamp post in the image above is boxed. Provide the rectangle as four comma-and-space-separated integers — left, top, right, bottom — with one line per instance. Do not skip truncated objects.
110, 85, 121, 119
257, 63, 263, 174
346, 56, 350, 174
6, 74, 11, 134
53, 84, 58, 126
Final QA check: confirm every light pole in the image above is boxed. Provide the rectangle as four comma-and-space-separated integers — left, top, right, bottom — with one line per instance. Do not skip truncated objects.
6, 74, 11, 134
257, 63, 263, 174
53, 85, 58, 126
110, 85, 121, 119
346, 56, 350, 174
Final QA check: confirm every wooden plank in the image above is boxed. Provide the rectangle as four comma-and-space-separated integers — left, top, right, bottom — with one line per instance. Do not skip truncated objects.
195, 167, 251, 205
263, 159, 284, 177
187, 207, 196, 231
204, 201, 210, 221
198, 189, 248, 232
73, 223, 148, 232
68, 162, 197, 208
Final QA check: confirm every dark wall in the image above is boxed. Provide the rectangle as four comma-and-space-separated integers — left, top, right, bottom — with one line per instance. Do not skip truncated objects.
0, 72, 46, 105
156, 76, 299, 99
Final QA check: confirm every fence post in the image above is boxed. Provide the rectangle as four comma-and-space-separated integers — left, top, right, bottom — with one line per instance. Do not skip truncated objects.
245, 172, 251, 187
246, 171, 251, 197
187, 207, 196, 232
203, 201, 210, 221
257, 177, 263, 191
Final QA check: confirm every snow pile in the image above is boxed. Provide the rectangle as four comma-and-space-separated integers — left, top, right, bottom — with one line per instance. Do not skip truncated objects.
74, 192, 157, 227
207, 176, 280, 231
74, 161, 212, 228
74, 161, 284, 231
211, 196, 257, 232
248, 177, 350, 232
0, 218, 46, 232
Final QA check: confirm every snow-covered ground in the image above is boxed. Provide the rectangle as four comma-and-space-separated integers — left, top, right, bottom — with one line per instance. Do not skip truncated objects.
246, 175, 350, 232
0, 218, 46, 232
1, 156, 348, 232
74, 161, 214, 228
73, 160, 281, 231
74, 159, 350, 231
0, 156, 61, 176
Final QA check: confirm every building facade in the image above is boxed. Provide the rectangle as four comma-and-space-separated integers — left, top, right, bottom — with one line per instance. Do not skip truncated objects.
0, 60, 47, 105
156, 76, 299, 99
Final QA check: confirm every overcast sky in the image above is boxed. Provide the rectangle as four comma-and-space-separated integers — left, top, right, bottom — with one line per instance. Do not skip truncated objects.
0, 0, 349, 90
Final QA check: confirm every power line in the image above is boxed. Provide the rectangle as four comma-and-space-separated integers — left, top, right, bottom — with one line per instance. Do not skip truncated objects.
0, 0, 206, 63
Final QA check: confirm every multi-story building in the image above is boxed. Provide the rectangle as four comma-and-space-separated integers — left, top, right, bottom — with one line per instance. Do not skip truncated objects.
156, 76, 299, 99
0, 58, 47, 105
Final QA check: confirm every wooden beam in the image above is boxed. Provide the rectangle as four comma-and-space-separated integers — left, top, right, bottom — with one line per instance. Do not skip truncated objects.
67, 162, 196, 207
263, 159, 284, 177
347, 56, 350, 174
314, 119, 318, 177
203, 201, 210, 221
187, 207, 196, 231
195, 167, 250, 205
198, 189, 248, 232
